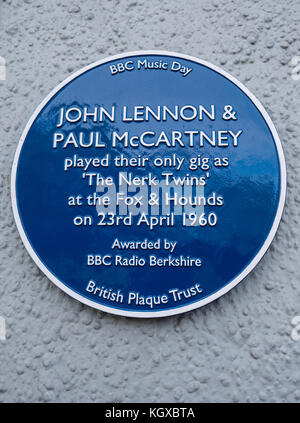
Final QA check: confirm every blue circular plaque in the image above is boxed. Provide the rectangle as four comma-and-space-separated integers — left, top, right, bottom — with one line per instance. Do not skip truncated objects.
11, 52, 286, 317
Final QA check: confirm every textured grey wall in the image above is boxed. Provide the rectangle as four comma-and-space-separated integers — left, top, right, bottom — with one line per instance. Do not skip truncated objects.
0, 0, 299, 403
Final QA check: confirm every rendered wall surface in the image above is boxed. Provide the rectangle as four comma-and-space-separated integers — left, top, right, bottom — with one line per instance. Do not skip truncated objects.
0, 0, 299, 402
